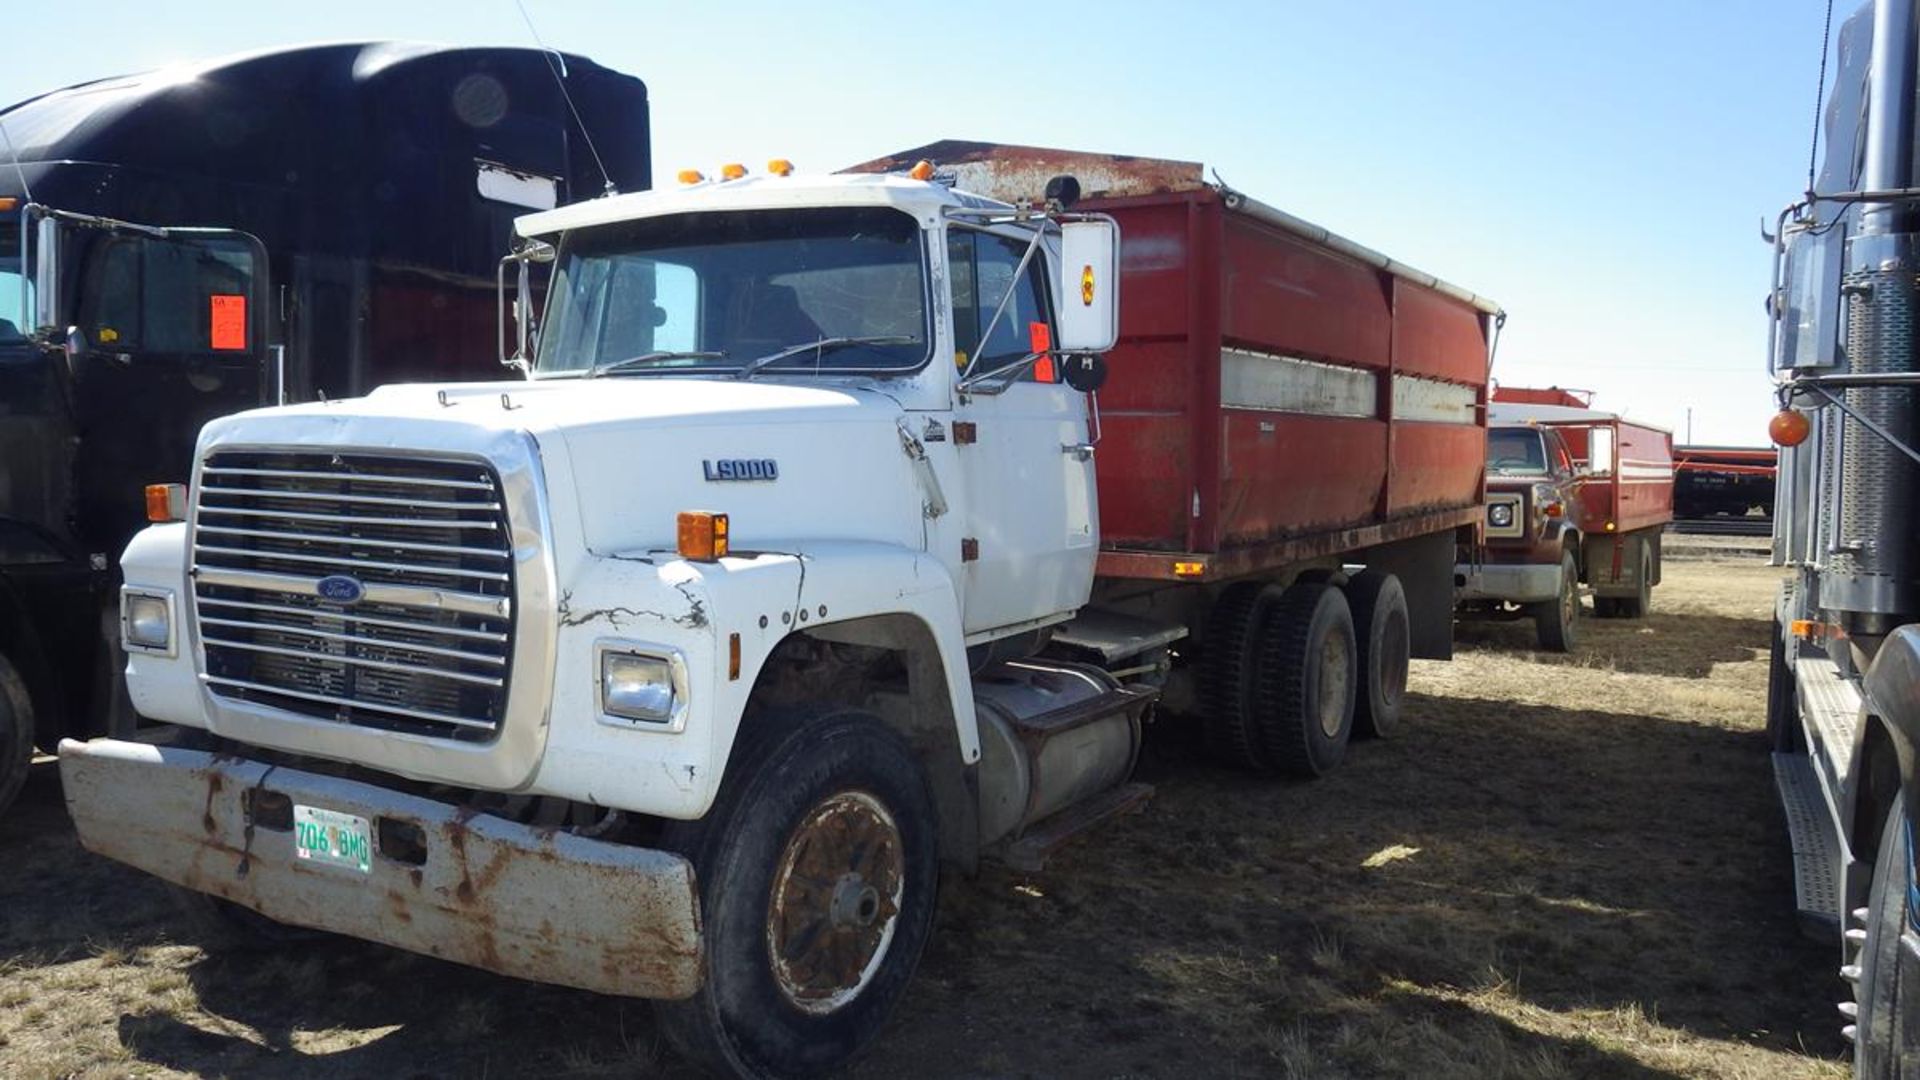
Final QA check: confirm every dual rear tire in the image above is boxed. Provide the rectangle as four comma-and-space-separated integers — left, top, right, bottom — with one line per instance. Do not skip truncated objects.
1199, 571, 1408, 777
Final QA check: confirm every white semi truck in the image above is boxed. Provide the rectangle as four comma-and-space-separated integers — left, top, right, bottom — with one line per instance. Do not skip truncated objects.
59, 150, 1499, 1078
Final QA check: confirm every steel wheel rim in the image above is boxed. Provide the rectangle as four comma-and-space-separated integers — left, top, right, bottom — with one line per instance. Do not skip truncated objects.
1561, 568, 1577, 628
766, 790, 905, 1015
1319, 629, 1353, 738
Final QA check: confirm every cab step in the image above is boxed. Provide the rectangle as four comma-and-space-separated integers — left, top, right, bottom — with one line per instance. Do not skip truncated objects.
1773, 751, 1843, 941
994, 782, 1154, 874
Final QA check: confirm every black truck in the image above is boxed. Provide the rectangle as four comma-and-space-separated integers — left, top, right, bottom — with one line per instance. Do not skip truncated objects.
0, 42, 650, 816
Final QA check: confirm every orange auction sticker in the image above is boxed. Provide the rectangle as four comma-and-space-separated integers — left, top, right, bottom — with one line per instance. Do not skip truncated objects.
210, 294, 247, 350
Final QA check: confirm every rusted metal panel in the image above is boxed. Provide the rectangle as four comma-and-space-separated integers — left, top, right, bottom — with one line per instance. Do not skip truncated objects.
58, 738, 704, 1000
1220, 413, 1387, 543
841, 140, 1206, 202
1221, 212, 1393, 371
1389, 422, 1487, 516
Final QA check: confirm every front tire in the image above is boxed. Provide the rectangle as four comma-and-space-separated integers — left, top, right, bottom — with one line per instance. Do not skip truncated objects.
0, 656, 35, 821
1854, 792, 1920, 1077
1531, 550, 1580, 652
655, 708, 938, 1079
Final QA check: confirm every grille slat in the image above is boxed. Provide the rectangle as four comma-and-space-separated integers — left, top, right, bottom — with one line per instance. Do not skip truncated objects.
195, 524, 511, 561
200, 485, 504, 512
202, 465, 497, 491
193, 450, 515, 741
196, 596, 509, 644
196, 505, 503, 530
193, 542, 512, 584
198, 617, 509, 667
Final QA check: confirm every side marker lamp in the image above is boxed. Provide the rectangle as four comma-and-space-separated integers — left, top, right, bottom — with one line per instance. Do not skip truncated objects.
1173, 561, 1205, 578
1770, 408, 1811, 447
677, 511, 730, 561
145, 483, 187, 523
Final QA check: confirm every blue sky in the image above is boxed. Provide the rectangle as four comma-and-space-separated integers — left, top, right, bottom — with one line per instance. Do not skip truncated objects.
0, 1, 1833, 444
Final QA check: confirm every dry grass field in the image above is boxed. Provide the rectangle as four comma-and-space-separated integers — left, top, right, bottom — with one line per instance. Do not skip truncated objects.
0, 548, 1849, 1079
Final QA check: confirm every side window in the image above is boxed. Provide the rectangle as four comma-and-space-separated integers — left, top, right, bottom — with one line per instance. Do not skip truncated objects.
80, 234, 257, 354
947, 228, 1052, 375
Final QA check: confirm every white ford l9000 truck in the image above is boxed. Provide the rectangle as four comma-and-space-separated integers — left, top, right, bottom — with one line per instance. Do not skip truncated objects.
61, 150, 1500, 1078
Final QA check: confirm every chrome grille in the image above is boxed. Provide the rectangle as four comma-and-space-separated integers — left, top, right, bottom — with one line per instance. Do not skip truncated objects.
192, 450, 514, 741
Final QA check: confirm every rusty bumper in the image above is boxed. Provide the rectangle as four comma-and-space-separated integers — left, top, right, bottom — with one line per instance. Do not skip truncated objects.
58, 738, 703, 999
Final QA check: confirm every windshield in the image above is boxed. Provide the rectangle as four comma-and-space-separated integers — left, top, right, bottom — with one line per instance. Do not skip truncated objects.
1488, 428, 1548, 475
535, 206, 929, 376
0, 221, 28, 343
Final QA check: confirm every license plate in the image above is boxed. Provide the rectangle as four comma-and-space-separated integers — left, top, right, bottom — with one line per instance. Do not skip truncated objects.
293, 804, 373, 873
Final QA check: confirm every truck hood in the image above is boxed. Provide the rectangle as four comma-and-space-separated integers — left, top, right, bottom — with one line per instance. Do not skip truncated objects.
200, 376, 929, 558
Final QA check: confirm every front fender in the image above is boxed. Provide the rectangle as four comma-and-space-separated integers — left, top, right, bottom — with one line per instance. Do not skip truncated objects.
531, 541, 974, 821
1864, 626, 1920, 842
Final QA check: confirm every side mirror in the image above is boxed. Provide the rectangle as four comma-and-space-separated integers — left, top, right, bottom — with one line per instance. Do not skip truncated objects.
1056, 219, 1119, 353
33, 214, 61, 334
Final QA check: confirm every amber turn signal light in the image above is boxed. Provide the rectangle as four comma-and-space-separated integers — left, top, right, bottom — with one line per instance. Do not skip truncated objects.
677, 511, 730, 562
1770, 408, 1811, 447
145, 483, 187, 523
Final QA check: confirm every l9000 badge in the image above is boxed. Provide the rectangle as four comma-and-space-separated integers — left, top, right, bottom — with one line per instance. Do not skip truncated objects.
703, 459, 779, 482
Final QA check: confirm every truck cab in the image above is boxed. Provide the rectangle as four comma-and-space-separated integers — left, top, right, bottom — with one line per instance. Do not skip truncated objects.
0, 43, 649, 819
1457, 400, 1672, 651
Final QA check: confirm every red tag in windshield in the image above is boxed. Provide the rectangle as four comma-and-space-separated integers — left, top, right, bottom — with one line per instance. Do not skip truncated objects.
210, 295, 246, 351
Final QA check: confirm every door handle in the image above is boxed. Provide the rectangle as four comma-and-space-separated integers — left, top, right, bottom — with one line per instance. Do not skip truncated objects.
1062, 442, 1096, 462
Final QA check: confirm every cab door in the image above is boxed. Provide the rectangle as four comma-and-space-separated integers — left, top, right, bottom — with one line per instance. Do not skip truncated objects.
947, 226, 1097, 637
60, 224, 272, 557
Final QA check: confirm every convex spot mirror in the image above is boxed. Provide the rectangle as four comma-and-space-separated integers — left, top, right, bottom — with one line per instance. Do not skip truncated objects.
1056, 219, 1119, 353
1060, 352, 1107, 393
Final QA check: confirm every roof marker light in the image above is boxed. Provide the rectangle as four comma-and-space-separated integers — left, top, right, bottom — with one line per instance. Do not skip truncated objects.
677, 169, 705, 185
909, 160, 935, 181
767, 159, 793, 177
720, 163, 747, 180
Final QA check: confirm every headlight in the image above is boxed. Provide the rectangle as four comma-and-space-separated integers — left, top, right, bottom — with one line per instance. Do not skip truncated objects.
122, 590, 172, 653
1488, 503, 1515, 528
601, 651, 679, 724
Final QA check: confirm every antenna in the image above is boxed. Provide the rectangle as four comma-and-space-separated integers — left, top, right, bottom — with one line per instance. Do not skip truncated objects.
514, 0, 618, 197
0, 114, 36, 204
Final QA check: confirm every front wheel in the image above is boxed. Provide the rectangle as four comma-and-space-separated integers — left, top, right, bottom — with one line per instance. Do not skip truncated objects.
1854, 792, 1920, 1076
655, 708, 939, 1079
0, 656, 36, 821
1531, 550, 1580, 653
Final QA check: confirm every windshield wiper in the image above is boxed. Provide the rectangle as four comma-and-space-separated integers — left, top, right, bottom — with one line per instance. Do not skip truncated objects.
584, 350, 728, 378
734, 336, 915, 380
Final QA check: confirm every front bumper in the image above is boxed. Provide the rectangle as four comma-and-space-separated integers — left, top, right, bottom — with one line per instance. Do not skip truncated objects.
1455, 560, 1562, 604
58, 738, 703, 1000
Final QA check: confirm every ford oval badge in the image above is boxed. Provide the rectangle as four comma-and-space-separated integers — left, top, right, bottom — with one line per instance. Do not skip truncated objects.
316, 574, 366, 604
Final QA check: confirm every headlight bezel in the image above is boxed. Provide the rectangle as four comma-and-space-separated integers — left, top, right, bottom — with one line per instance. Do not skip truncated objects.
595, 641, 691, 732
120, 586, 176, 657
